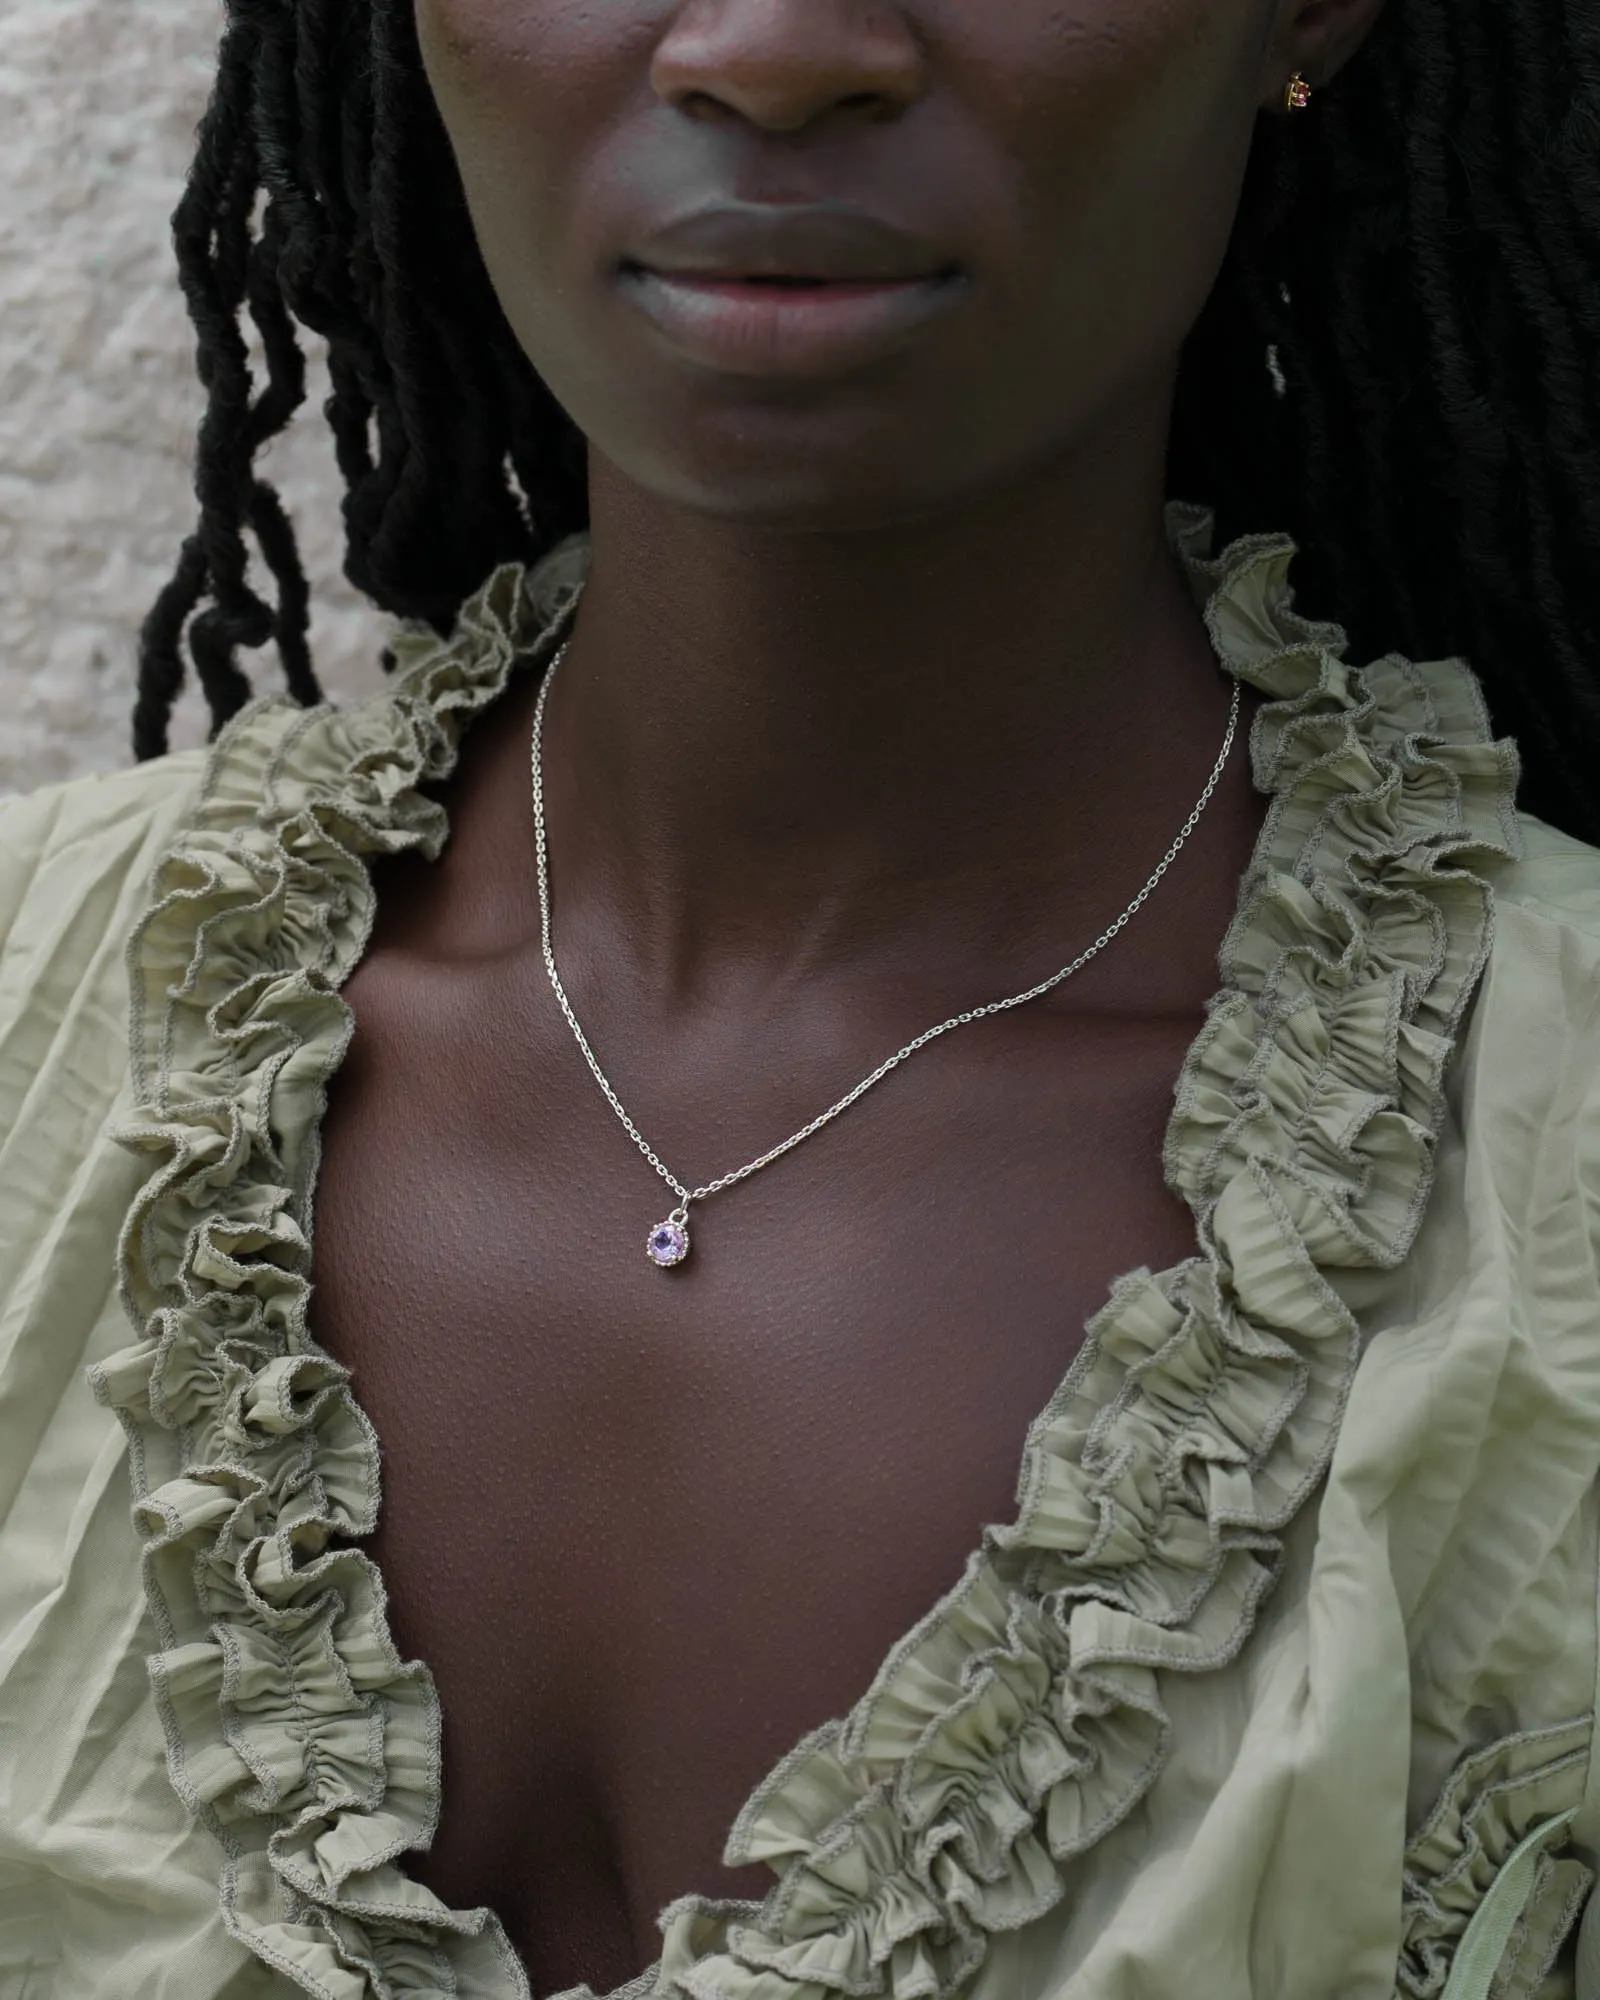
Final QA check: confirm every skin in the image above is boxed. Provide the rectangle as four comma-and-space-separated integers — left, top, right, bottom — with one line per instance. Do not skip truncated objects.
311, 0, 1386, 1988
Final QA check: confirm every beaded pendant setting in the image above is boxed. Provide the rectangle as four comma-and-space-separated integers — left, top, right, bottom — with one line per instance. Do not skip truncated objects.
646, 1214, 691, 1268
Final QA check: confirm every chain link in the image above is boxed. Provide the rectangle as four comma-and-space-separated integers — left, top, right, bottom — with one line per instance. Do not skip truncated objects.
531, 616, 1241, 1215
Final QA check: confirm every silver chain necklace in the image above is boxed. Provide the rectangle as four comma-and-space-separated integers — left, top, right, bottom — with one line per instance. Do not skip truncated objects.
530, 618, 1241, 1270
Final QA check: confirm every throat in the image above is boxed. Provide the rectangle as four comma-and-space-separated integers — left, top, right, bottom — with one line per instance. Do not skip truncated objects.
539, 451, 1240, 973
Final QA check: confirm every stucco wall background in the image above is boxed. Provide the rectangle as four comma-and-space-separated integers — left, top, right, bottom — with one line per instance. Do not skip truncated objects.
0, 0, 386, 796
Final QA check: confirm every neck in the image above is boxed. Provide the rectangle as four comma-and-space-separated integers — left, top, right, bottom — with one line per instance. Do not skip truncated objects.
540, 394, 1258, 1006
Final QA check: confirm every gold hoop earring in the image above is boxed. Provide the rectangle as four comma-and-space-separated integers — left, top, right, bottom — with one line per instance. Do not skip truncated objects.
1285, 73, 1314, 112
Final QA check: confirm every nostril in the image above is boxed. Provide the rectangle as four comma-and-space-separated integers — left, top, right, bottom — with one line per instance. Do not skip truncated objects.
649, 15, 927, 136
672, 88, 745, 129
667, 81, 881, 135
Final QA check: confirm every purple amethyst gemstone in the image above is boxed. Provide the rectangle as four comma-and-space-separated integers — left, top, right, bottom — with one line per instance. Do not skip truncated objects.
646, 1218, 690, 1268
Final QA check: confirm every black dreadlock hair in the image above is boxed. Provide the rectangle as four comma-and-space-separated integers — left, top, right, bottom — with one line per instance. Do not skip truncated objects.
137, 0, 1600, 843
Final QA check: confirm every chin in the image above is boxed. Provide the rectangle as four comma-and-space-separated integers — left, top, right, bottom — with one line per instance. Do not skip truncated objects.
595, 400, 1020, 534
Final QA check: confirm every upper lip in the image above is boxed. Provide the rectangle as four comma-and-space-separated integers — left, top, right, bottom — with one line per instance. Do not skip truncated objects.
624, 203, 954, 284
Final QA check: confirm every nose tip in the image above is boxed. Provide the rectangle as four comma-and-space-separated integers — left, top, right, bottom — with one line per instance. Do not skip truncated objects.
651, 0, 926, 135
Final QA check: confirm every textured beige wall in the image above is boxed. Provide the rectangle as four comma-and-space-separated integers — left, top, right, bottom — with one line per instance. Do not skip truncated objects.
0, 0, 387, 795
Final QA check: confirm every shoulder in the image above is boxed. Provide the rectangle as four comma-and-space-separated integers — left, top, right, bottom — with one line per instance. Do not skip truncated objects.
0, 751, 208, 957
1495, 809, 1600, 941
1466, 811, 1600, 1085
0, 753, 208, 1127
1448, 809, 1600, 1226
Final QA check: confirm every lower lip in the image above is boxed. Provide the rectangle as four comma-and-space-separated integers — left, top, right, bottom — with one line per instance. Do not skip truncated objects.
618, 269, 964, 379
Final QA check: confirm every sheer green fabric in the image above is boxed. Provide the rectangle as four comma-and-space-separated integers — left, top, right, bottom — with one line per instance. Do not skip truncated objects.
3, 512, 1600, 2000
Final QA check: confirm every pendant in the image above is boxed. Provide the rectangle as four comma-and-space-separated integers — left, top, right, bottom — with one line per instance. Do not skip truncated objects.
646, 1211, 691, 1269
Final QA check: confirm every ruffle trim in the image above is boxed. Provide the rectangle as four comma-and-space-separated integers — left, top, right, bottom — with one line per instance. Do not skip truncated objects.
94, 543, 587, 2000
1397, 1719, 1593, 1999
94, 507, 1523, 2000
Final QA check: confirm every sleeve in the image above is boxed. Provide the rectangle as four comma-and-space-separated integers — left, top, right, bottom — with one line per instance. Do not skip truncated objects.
1572, 1000, 1600, 2000
0, 755, 270, 1996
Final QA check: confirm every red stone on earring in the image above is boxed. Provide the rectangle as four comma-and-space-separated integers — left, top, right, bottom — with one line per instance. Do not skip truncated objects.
1285, 74, 1313, 112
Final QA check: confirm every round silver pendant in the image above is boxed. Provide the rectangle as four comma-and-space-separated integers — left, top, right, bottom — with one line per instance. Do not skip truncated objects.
646, 1216, 691, 1268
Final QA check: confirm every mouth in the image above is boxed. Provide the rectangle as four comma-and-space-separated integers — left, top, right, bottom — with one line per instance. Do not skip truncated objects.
617, 268, 964, 378
615, 203, 967, 379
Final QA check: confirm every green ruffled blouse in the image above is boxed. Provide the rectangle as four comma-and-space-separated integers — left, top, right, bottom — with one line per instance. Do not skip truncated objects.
3, 509, 1600, 2000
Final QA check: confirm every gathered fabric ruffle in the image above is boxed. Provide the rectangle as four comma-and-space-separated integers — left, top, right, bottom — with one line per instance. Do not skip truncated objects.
1396, 1719, 1593, 2000
94, 507, 1524, 2000
93, 543, 587, 1999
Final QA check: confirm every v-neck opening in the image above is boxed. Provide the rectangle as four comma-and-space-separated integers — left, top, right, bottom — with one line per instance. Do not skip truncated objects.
93, 507, 1524, 2000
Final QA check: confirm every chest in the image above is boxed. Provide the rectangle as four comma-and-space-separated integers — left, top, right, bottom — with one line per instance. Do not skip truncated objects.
309, 944, 1207, 1995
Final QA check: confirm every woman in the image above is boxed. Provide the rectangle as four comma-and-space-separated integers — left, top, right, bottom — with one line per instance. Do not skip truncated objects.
3, 0, 1599, 1994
